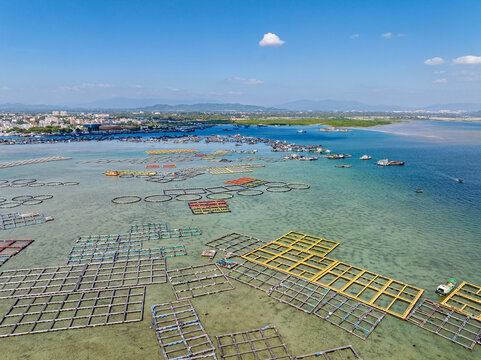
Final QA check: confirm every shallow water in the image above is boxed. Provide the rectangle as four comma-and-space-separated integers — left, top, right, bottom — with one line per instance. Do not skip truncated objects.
0, 122, 480, 359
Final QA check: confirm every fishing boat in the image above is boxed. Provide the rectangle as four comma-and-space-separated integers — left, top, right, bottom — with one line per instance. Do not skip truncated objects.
297, 130, 307, 133
335, 164, 352, 168
388, 160, 405, 166
360, 155, 372, 160
435, 279, 457, 296
457, 178, 464, 183
104, 170, 119, 176
377, 159, 389, 166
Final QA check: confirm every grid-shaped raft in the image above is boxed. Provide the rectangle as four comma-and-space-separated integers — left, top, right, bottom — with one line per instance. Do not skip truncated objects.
242, 231, 423, 319
204, 233, 266, 257
188, 200, 231, 215
440, 282, 481, 320
314, 292, 386, 340
215, 325, 293, 360
0, 258, 167, 299
407, 298, 481, 350
1, 213, 52, 230
151, 299, 216, 360
167, 263, 235, 300
0, 287, 145, 337
207, 167, 252, 175
0, 239, 34, 266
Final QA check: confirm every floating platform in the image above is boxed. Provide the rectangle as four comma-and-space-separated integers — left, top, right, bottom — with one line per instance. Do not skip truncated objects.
204, 232, 267, 257
224, 177, 257, 185
0, 239, 34, 267
151, 299, 216, 360
162, 245, 187, 258
0, 287, 145, 338
0, 258, 167, 299
440, 282, 481, 320
242, 231, 423, 319
207, 167, 253, 175
406, 298, 481, 350
145, 149, 198, 154
167, 263, 235, 300
216, 326, 292, 360
1, 213, 53, 230
189, 200, 231, 215
314, 292, 386, 340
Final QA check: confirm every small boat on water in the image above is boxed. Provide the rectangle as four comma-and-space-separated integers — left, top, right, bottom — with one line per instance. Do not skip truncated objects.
297, 130, 307, 133
335, 164, 352, 168
105, 170, 119, 176
377, 159, 405, 166
435, 279, 457, 296
415, 189, 423, 193
456, 178, 464, 183
360, 155, 372, 160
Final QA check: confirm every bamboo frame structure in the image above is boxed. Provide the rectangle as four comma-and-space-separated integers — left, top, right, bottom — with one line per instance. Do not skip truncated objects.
207, 167, 253, 175
0, 258, 167, 299
314, 292, 386, 340
167, 263, 235, 300
215, 325, 293, 360
226, 259, 290, 294
151, 299, 216, 360
1, 213, 51, 230
0, 287, 145, 337
406, 298, 481, 350
0, 156, 71, 169
242, 232, 423, 319
0, 239, 34, 267
269, 275, 331, 314
189, 200, 231, 215
162, 245, 187, 258
205, 233, 266, 257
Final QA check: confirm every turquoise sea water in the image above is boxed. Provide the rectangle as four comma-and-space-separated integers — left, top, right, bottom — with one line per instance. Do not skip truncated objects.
0, 120, 480, 359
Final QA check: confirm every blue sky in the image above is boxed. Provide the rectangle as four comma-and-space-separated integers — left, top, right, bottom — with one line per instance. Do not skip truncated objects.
1, 0, 481, 107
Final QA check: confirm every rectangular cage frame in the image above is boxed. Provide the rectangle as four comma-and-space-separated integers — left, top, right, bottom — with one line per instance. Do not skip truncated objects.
189, 200, 231, 215
406, 298, 481, 350
151, 299, 216, 360
130, 222, 169, 233
205, 185, 245, 193
0, 258, 167, 299
0, 239, 34, 266
242, 232, 423, 319
224, 177, 257, 185
269, 275, 331, 314
67, 247, 164, 265
167, 263, 235, 300
215, 325, 293, 360
314, 292, 386, 340
205, 233, 267, 257
207, 167, 253, 175
294, 345, 363, 360
162, 245, 187, 258
1, 213, 49, 230
226, 259, 289, 294
146, 149, 198, 154
440, 282, 481, 320
0, 286, 145, 337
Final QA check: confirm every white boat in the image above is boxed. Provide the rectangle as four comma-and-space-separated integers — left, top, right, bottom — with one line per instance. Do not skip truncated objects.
360, 155, 372, 160
297, 130, 306, 133
377, 159, 389, 166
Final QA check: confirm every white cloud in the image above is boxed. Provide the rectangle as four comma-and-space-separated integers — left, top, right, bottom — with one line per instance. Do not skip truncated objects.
350, 34, 360, 39
424, 57, 445, 66
434, 78, 447, 83
453, 55, 481, 65
381, 32, 392, 39
0, 86, 10, 91
228, 91, 243, 95
167, 87, 181, 92
259, 32, 285, 47
434, 70, 446, 74
227, 77, 263, 85
130, 84, 142, 89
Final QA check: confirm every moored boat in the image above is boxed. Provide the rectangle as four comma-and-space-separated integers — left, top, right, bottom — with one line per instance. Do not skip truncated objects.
435, 279, 457, 296
360, 155, 372, 160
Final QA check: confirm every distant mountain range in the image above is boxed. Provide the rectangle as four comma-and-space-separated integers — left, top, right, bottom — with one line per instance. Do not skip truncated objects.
1, 98, 481, 113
